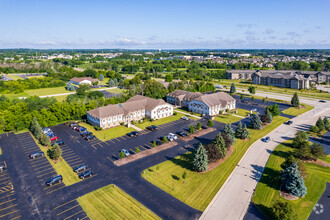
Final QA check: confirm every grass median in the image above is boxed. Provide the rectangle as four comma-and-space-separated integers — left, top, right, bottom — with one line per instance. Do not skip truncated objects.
32, 134, 80, 186
214, 114, 242, 124
80, 122, 136, 141
78, 184, 160, 220
252, 142, 330, 220
282, 104, 314, 116
142, 115, 288, 211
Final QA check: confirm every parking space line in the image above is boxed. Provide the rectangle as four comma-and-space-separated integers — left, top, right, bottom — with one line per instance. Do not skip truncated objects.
10, 215, 21, 220
114, 138, 120, 142
66, 157, 82, 163
63, 210, 84, 220
80, 216, 88, 220
0, 193, 14, 200
106, 157, 114, 162
31, 161, 49, 167
120, 136, 126, 140
43, 183, 64, 191
33, 164, 52, 171
37, 171, 56, 178
54, 199, 76, 210
62, 152, 75, 157
46, 185, 65, 195
90, 144, 97, 150
35, 167, 53, 174
0, 198, 16, 206
57, 204, 80, 216
63, 154, 79, 160
108, 139, 115, 143
0, 209, 19, 218
0, 203, 17, 212
140, 145, 147, 150
0, 176, 10, 182
29, 157, 45, 163
68, 160, 84, 166
0, 180, 11, 187
102, 141, 109, 146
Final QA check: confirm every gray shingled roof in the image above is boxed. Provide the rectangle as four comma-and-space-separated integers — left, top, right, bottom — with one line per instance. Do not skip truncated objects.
194, 92, 235, 107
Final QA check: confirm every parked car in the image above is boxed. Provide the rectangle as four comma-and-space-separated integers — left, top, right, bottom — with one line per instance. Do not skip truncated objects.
51, 140, 64, 146
45, 175, 63, 186
126, 132, 135, 137
251, 108, 257, 112
151, 140, 162, 146
319, 100, 326, 103
50, 136, 59, 141
29, 152, 44, 159
147, 125, 158, 131
181, 116, 189, 120
177, 131, 187, 137
85, 135, 96, 141
79, 170, 93, 179
80, 131, 92, 137
0, 165, 5, 172
46, 132, 55, 137
131, 131, 139, 136
284, 120, 293, 125
121, 149, 130, 157
42, 127, 51, 134
73, 164, 87, 173
75, 127, 86, 132
69, 123, 78, 127
262, 137, 271, 143
242, 98, 248, 103
168, 133, 178, 140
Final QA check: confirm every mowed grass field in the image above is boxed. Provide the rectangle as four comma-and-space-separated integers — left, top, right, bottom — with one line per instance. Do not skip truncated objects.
252, 142, 330, 220
136, 112, 195, 129
214, 114, 242, 124
32, 134, 81, 186
78, 184, 160, 220
143, 116, 288, 211
282, 104, 314, 116
80, 122, 136, 141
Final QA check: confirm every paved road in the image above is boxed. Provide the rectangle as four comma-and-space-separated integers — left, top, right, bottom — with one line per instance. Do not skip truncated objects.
309, 130, 330, 154
309, 183, 330, 220
200, 96, 330, 220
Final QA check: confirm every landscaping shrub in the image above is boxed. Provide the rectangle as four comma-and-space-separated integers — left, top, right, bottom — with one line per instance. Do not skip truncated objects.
173, 112, 177, 115
163, 137, 168, 143
47, 143, 62, 160
182, 171, 187, 179
120, 122, 125, 126
135, 146, 140, 153
119, 151, 125, 158
40, 133, 51, 146
94, 126, 102, 131
152, 141, 157, 147
207, 119, 214, 127
189, 125, 195, 134
309, 125, 319, 133
196, 122, 201, 130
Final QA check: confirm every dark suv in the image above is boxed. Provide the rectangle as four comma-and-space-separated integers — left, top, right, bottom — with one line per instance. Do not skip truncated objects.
73, 165, 87, 173
147, 125, 158, 131
51, 140, 64, 146
45, 175, 63, 186
85, 135, 96, 141
80, 131, 92, 137
79, 170, 93, 179
29, 152, 44, 159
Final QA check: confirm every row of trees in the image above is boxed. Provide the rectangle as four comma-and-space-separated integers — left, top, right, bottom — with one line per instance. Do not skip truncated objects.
309, 117, 330, 134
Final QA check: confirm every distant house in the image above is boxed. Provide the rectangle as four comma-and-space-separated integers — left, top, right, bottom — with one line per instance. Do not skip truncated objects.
166, 90, 236, 116
87, 95, 173, 129
69, 77, 99, 85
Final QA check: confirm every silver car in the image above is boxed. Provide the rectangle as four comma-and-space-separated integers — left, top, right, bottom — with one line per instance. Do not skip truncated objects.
122, 149, 130, 157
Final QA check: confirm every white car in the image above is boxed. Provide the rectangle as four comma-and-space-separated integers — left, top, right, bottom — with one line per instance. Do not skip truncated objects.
181, 116, 189, 120
121, 149, 130, 157
42, 127, 51, 134
168, 133, 178, 140
251, 108, 257, 112
0, 165, 5, 172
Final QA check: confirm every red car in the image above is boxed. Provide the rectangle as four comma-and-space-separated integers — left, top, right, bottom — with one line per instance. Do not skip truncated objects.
50, 136, 59, 141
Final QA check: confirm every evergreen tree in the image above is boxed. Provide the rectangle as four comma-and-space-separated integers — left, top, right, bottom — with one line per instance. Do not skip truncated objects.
213, 133, 226, 158
162, 136, 168, 143
266, 104, 281, 116
135, 146, 140, 153
196, 122, 201, 130
66, 82, 75, 91
40, 133, 51, 146
230, 83, 236, 93
281, 162, 307, 197
323, 117, 330, 130
251, 114, 262, 130
204, 144, 221, 162
266, 108, 273, 123
235, 121, 244, 139
207, 119, 214, 127
251, 96, 255, 101
48, 143, 62, 160
34, 122, 42, 139
316, 117, 325, 131
108, 79, 114, 87
248, 86, 256, 94
241, 124, 250, 139
99, 74, 104, 81
193, 143, 208, 172
310, 143, 325, 159
223, 123, 235, 142
291, 92, 300, 107
30, 117, 38, 134
189, 125, 195, 134
272, 201, 296, 220
120, 151, 125, 158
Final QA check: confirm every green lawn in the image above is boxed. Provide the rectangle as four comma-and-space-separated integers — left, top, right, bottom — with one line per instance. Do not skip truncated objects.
0, 147, 2, 155
80, 122, 136, 141
175, 108, 201, 116
282, 104, 314, 116
25, 87, 68, 96
136, 112, 194, 129
143, 115, 288, 211
320, 155, 330, 164
252, 142, 330, 220
78, 184, 160, 220
234, 108, 251, 117
32, 134, 81, 186
214, 114, 242, 124
54, 95, 69, 102
6, 74, 23, 80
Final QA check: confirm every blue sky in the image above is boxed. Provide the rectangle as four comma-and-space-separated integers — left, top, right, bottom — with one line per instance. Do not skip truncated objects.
0, 0, 329, 49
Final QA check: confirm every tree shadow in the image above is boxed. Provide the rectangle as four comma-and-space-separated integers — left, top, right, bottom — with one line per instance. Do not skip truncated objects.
271, 149, 291, 159
166, 153, 195, 171
249, 203, 273, 220
258, 166, 281, 190
172, 174, 180, 181
250, 164, 265, 181
244, 202, 268, 220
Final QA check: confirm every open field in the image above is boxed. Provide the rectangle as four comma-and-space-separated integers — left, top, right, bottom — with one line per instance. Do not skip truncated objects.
80, 122, 136, 141
25, 87, 68, 96
214, 79, 330, 100
252, 142, 330, 220
78, 184, 160, 220
282, 104, 314, 116
143, 116, 288, 211
136, 112, 195, 129
32, 135, 81, 186
234, 108, 251, 117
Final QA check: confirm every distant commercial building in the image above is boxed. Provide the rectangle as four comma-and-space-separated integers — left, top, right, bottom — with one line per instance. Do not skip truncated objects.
87, 95, 173, 129
69, 77, 99, 85
166, 90, 236, 116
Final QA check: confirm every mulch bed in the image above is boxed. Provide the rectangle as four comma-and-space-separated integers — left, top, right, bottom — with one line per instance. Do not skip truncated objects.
306, 159, 330, 167
280, 189, 299, 200
201, 145, 234, 173
180, 127, 216, 142
114, 141, 178, 166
